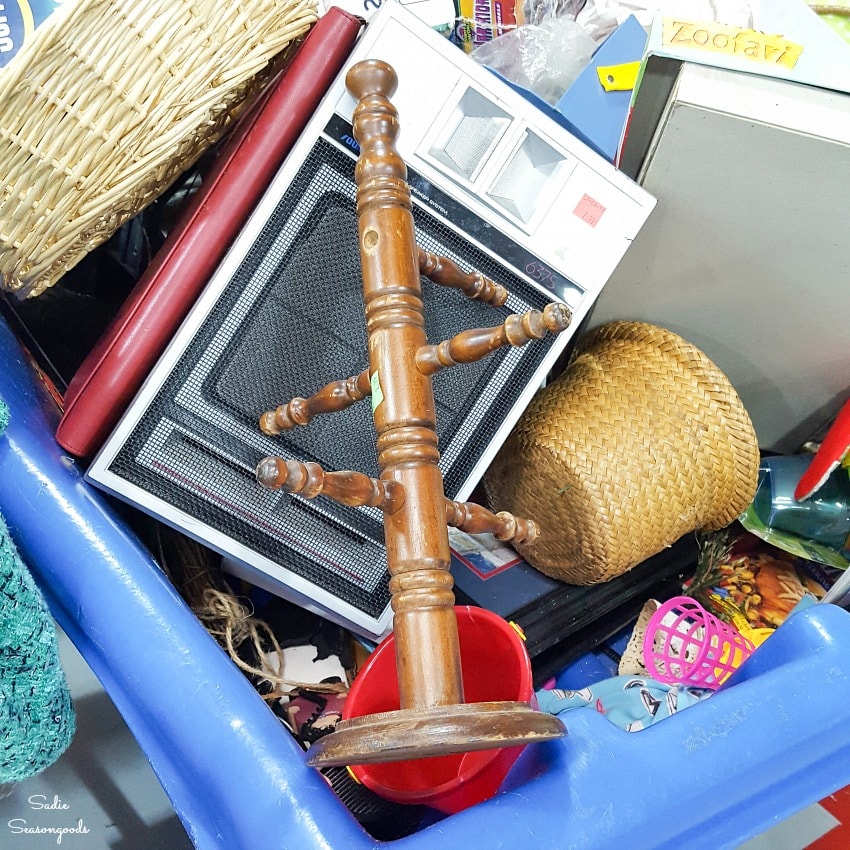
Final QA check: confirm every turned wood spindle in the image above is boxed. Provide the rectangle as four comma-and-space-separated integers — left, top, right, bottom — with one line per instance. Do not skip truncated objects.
417, 247, 508, 306
257, 457, 405, 513
417, 301, 572, 377
259, 369, 371, 434
444, 499, 539, 545
348, 58, 464, 714
258, 59, 566, 767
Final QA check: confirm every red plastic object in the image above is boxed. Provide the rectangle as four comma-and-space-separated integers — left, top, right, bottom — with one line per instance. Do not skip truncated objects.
344, 606, 534, 814
795, 398, 850, 501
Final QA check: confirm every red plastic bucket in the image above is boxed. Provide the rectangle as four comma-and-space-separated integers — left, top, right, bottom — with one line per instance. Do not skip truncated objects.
343, 605, 535, 813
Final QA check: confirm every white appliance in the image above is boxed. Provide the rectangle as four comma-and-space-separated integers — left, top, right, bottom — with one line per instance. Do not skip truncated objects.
87, 0, 655, 638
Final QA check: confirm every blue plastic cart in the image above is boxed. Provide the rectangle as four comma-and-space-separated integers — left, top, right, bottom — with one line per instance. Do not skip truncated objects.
3, 315, 850, 849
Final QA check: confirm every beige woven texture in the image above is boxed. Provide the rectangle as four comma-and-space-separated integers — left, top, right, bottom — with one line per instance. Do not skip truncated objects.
0, 0, 317, 298
484, 321, 760, 585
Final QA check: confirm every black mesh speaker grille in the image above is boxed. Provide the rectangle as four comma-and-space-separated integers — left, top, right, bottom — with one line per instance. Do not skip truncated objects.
109, 137, 554, 621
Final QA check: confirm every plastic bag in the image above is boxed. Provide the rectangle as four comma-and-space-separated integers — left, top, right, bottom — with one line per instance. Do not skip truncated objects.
470, 16, 596, 105
522, 0, 586, 27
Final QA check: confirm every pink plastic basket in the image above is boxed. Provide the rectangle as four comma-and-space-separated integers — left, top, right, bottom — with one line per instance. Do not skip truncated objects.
643, 596, 755, 689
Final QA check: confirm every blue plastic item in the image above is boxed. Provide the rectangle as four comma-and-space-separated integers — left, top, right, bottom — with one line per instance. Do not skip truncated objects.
554, 15, 648, 162
3, 313, 850, 849
551, 627, 629, 690
486, 16, 647, 162
0, 1, 62, 68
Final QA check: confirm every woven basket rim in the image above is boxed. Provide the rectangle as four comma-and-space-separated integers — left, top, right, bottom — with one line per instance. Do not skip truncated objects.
484, 320, 760, 584
0, 0, 317, 298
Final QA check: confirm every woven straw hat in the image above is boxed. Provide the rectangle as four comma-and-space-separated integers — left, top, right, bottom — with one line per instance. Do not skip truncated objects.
483, 321, 760, 584
0, 0, 317, 298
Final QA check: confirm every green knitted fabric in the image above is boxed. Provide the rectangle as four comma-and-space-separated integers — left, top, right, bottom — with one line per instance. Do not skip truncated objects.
0, 397, 76, 782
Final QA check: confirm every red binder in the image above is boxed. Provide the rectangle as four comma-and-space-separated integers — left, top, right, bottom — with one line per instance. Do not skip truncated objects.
56, 8, 364, 458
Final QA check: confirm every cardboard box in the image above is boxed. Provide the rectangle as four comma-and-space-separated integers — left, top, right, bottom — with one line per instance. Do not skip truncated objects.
554, 14, 647, 162
620, 0, 850, 172
452, 0, 521, 52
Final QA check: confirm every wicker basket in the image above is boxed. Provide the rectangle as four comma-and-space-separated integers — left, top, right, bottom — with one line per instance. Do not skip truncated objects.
0, 0, 317, 299
483, 321, 760, 584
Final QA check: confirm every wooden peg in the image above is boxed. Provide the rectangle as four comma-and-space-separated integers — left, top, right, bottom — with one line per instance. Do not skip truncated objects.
418, 247, 508, 306
257, 457, 404, 513
259, 369, 371, 434
416, 301, 572, 377
444, 499, 539, 545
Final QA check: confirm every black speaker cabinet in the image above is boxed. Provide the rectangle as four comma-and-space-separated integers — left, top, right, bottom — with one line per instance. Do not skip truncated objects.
88, 2, 655, 638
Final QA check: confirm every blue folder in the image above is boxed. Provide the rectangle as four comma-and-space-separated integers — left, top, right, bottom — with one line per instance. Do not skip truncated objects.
554, 14, 649, 162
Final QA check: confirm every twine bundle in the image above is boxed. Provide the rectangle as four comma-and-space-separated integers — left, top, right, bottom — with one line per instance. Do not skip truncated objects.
198, 587, 348, 702
0, 0, 317, 298
484, 321, 760, 584
154, 530, 347, 703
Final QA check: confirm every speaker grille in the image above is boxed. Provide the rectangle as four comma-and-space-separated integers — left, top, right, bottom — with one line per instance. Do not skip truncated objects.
108, 138, 553, 622
426, 86, 512, 183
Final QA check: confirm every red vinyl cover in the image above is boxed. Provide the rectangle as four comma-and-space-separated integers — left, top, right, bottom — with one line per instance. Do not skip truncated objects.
56, 8, 364, 458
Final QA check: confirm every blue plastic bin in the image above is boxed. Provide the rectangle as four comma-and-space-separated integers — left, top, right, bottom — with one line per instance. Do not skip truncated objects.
3, 314, 850, 849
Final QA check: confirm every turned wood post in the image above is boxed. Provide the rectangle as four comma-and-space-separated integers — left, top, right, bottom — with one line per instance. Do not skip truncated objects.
347, 59, 464, 711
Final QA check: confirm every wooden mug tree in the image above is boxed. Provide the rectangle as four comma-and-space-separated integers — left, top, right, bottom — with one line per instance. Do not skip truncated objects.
256, 59, 568, 767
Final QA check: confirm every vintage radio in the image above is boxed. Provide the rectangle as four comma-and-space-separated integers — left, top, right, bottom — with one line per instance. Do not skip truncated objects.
87, 1, 655, 638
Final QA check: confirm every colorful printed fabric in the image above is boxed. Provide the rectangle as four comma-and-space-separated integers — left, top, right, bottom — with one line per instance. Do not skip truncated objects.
537, 675, 711, 732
